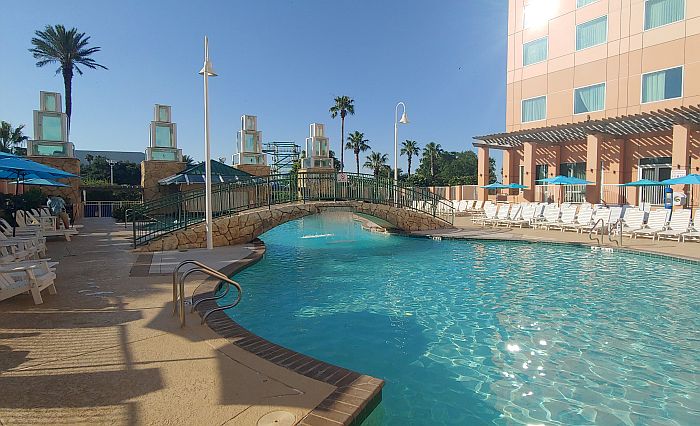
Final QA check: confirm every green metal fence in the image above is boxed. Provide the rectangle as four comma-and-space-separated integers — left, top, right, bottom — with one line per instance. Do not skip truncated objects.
131, 172, 454, 247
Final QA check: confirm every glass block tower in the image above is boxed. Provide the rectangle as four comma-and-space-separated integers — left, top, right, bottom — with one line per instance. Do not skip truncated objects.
234, 115, 270, 176
146, 104, 182, 162
301, 123, 333, 171
27, 91, 74, 157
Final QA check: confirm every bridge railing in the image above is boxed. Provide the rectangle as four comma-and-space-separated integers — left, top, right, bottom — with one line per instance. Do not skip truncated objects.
131, 172, 454, 247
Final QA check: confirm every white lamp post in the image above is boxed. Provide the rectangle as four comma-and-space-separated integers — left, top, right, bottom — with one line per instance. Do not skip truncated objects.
394, 102, 409, 183
107, 159, 116, 185
199, 36, 218, 250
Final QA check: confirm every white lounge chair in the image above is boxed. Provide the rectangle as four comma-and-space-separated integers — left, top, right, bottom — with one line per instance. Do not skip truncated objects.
473, 203, 497, 225
485, 204, 511, 227
633, 210, 670, 239
657, 210, 692, 241
548, 205, 578, 231
496, 204, 521, 227
534, 205, 561, 229
507, 204, 536, 228
579, 208, 610, 234
561, 207, 593, 233
613, 209, 646, 237
681, 209, 700, 242
0, 259, 58, 304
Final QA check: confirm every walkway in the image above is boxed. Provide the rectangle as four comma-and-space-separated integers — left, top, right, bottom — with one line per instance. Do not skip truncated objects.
0, 219, 367, 425
414, 216, 700, 262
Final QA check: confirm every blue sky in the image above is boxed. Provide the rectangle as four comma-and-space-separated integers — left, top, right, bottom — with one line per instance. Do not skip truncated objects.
1, 0, 507, 174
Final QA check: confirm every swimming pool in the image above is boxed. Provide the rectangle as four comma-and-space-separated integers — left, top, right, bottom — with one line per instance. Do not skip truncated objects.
222, 212, 699, 425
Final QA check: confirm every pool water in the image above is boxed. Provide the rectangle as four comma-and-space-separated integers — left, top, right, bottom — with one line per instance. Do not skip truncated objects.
222, 212, 700, 425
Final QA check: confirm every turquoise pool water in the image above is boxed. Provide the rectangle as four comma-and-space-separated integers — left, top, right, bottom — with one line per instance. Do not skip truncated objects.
223, 213, 700, 425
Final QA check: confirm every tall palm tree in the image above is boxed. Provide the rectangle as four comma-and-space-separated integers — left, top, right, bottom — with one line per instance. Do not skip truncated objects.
363, 151, 388, 177
423, 142, 442, 177
345, 131, 371, 174
29, 25, 107, 135
329, 96, 355, 171
400, 140, 420, 176
0, 122, 29, 154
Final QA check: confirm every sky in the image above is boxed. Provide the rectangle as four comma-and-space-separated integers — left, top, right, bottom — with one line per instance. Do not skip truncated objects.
1, 0, 507, 175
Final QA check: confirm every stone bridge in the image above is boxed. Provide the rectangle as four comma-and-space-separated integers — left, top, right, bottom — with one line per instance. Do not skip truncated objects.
138, 201, 453, 252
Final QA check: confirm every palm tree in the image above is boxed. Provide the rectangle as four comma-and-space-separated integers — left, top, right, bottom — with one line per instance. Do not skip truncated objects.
423, 142, 442, 177
0, 122, 29, 154
182, 154, 195, 166
345, 131, 371, 174
363, 151, 388, 177
329, 96, 355, 171
400, 140, 420, 176
29, 25, 107, 135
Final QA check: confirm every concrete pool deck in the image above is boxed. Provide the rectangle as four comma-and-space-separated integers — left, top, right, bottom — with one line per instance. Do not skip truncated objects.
0, 219, 380, 425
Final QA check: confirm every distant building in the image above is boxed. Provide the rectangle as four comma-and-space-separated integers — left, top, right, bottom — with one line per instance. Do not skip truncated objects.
75, 150, 145, 165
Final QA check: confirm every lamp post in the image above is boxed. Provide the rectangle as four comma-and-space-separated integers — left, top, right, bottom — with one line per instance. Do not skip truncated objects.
107, 159, 116, 185
394, 102, 409, 183
199, 36, 218, 250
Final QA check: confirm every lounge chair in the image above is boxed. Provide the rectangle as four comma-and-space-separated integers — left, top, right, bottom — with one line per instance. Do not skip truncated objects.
579, 208, 610, 234
561, 207, 593, 233
632, 210, 670, 239
0, 259, 58, 304
681, 209, 700, 242
548, 205, 578, 231
485, 204, 511, 227
496, 204, 522, 227
534, 205, 561, 229
473, 203, 497, 225
657, 210, 692, 241
507, 204, 536, 228
613, 209, 646, 237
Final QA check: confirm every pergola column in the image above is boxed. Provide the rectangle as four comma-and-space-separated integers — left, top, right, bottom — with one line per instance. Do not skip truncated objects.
672, 124, 691, 208
477, 145, 490, 201
586, 134, 603, 204
523, 141, 537, 201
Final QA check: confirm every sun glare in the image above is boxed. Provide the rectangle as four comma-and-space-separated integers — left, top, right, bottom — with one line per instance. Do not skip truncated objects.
523, 0, 557, 29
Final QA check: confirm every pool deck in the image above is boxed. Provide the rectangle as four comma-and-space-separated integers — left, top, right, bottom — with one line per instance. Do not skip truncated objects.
414, 216, 700, 262
0, 219, 381, 425
2, 215, 698, 425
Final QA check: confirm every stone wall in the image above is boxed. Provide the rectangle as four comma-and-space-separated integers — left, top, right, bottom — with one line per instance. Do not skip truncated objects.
138, 201, 453, 251
233, 164, 270, 177
141, 161, 186, 202
27, 156, 82, 221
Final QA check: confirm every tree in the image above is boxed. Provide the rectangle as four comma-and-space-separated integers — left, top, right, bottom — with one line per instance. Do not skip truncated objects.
345, 131, 371, 174
182, 155, 195, 166
400, 140, 419, 176
329, 96, 355, 171
29, 25, 107, 135
329, 150, 341, 172
422, 142, 442, 178
0, 121, 29, 154
363, 151, 388, 177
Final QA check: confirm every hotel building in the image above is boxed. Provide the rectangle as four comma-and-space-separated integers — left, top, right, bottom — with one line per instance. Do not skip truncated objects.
474, 0, 700, 207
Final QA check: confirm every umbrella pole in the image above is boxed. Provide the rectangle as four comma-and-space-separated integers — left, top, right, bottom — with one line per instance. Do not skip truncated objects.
13, 172, 20, 237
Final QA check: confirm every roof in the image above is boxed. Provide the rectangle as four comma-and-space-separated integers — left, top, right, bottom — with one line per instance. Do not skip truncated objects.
75, 150, 145, 164
473, 105, 700, 149
158, 160, 253, 185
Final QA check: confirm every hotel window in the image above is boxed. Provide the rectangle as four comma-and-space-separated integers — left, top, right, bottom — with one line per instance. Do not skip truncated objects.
560, 162, 587, 180
577, 0, 597, 7
522, 96, 546, 123
642, 66, 683, 103
574, 83, 606, 114
644, 0, 685, 30
523, 37, 548, 66
535, 164, 549, 181
576, 16, 607, 50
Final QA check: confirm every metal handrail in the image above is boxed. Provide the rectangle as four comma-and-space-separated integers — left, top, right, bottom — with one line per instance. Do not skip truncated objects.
172, 260, 243, 327
588, 218, 604, 245
131, 172, 455, 246
607, 218, 622, 246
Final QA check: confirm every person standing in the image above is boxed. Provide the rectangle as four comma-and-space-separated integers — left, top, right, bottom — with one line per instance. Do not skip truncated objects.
47, 195, 70, 230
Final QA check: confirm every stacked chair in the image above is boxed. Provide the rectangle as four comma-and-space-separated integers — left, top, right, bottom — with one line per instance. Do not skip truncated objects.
0, 215, 58, 304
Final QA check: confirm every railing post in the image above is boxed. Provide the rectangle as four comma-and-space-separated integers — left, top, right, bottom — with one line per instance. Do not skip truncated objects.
267, 176, 271, 209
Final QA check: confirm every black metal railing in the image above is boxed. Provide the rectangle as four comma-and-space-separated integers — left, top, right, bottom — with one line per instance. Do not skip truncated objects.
131, 172, 454, 247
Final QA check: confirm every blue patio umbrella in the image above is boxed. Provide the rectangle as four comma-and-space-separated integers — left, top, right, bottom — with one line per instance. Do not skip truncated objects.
17, 177, 69, 187
537, 175, 592, 185
507, 183, 528, 189
660, 173, 700, 185
480, 182, 510, 189
621, 179, 664, 186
